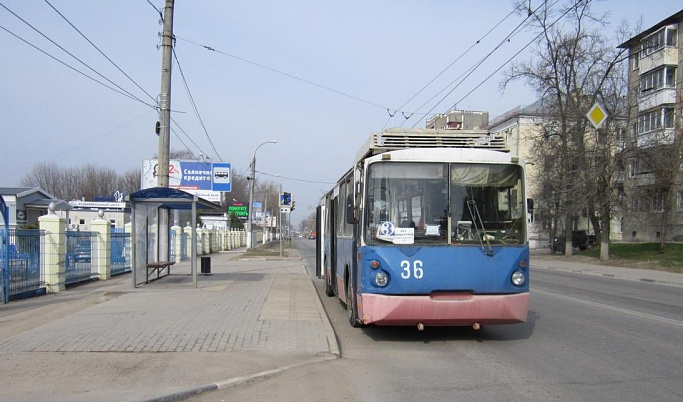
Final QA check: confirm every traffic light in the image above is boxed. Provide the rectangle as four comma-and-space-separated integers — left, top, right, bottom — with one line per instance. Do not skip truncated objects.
291, 200, 296, 211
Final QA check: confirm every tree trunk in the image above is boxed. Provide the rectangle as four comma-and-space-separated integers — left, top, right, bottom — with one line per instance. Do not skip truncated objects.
600, 210, 610, 262
659, 190, 671, 253
564, 214, 573, 257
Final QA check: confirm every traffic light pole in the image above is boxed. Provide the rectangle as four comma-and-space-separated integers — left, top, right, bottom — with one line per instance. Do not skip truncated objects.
279, 209, 283, 257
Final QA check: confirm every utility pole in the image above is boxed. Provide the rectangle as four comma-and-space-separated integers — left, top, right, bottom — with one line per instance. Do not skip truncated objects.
157, 0, 175, 188
157, 0, 174, 263
247, 158, 256, 249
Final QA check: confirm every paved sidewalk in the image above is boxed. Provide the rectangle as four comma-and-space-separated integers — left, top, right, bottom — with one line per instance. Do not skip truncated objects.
0, 247, 338, 401
531, 249, 683, 287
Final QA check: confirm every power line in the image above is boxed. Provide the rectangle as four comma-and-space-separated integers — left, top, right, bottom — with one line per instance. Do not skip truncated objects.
43, 0, 158, 105
0, 1, 154, 108
256, 170, 336, 185
146, 0, 163, 21
0, 110, 155, 183
2, 1, 214, 175
172, 48, 223, 161
0, 24, 155, 108
169, 117, 211, 158
175, 35, 413, 113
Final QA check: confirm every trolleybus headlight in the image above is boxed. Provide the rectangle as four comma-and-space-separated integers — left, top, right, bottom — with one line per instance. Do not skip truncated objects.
375, 272, 388, 287
511, 271, 525, 286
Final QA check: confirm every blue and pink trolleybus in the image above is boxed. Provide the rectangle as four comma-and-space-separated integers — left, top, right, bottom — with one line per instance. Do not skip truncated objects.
316, 129, 530, 329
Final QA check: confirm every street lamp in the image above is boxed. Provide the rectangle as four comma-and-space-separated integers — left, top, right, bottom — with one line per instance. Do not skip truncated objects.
247, 140, 277, 249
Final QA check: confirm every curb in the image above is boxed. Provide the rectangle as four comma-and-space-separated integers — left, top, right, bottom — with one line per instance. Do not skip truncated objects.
142, 354, 339, 402
532, 261, 683, 288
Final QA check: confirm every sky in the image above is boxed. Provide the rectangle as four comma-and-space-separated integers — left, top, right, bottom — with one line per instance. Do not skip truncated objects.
1, 0, 681, 226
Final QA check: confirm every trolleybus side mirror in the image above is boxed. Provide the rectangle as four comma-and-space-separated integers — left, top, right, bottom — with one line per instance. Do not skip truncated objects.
345, 194, 356, 224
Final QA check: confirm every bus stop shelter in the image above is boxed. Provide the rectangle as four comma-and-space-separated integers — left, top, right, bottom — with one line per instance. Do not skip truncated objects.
127, 187, 221, 288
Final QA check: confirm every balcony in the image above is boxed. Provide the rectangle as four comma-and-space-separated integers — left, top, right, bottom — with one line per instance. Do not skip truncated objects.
639, 46, 678, 74
639, 88, 677, 110
637, 128, 676, 148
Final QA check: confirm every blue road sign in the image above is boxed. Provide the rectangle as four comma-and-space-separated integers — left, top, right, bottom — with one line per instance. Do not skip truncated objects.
211, 163, 231, 192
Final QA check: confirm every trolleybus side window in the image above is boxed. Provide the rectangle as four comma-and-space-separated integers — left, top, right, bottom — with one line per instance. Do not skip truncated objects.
337, 180, 353, 237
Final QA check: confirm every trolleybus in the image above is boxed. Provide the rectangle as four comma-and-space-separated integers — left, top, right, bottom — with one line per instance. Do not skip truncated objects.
316, 129, 530, 329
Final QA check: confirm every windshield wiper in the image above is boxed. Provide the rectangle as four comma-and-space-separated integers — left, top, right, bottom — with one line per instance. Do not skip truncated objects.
466, 199, 493, 256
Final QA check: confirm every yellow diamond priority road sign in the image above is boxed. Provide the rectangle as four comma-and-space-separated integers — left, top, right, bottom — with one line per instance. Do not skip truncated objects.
586, 103, 607, 129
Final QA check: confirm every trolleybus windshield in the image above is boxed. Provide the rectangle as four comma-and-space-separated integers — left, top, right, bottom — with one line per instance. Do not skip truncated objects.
365, 162, 525, 246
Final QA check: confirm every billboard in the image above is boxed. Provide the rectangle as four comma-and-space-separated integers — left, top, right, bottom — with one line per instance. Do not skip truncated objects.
142, 159, 220, 202
227, 202, 248, 221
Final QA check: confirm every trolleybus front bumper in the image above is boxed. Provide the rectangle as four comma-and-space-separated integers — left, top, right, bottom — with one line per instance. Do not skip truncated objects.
358, 292, 529, 327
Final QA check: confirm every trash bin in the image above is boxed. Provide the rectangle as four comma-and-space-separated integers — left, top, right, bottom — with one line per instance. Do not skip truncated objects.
201, 256, 211, 274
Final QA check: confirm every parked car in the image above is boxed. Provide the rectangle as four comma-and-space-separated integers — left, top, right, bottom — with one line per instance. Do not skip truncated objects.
551, 230, 590, 253
73, 240, 92, 262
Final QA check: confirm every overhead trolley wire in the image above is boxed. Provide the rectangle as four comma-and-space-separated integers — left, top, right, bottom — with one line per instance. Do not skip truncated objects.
382, 5, 521, 130
444, 0, 582, 114
409, 1, 554, 128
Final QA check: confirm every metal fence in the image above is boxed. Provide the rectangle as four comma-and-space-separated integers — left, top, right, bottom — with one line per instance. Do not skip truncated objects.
0, 229, 44, 300
65, 231, 95, 285
169, 231, 189, 263
180, 232, 187, 260
111, 231, 131, 275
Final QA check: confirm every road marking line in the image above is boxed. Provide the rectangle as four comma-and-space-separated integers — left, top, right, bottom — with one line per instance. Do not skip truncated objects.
532, 288, 683, 327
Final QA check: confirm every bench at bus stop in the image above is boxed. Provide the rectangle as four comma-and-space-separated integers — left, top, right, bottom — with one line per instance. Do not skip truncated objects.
146, 261, 175, 283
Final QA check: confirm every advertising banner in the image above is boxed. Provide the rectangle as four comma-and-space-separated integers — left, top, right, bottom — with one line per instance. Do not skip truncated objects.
228, 203, 248, 221
142, 159, 220, 202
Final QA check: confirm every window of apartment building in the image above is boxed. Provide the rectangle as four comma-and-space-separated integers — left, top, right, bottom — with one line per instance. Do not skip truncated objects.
629, 159, 653, 177
639, 66, 677, 93
678, 191, 683, 211
632, 52, 639, 70
640, 25, 678, 57
636, 107, 675, 134
652, 192, 666, 212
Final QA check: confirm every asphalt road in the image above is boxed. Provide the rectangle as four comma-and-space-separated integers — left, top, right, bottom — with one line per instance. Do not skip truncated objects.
192, 239, 683, 401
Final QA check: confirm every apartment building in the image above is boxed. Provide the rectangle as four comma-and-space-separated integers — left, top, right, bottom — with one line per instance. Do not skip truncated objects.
618, 10, 683, 242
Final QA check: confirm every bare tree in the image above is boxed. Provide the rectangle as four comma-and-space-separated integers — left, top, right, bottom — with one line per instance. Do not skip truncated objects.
20, 162, 62, 198
299, 211, 316, 236
254, 178, 281, 221
503, 0, 629, 259
22, 163, 138, 201
116, 168, 141, 195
